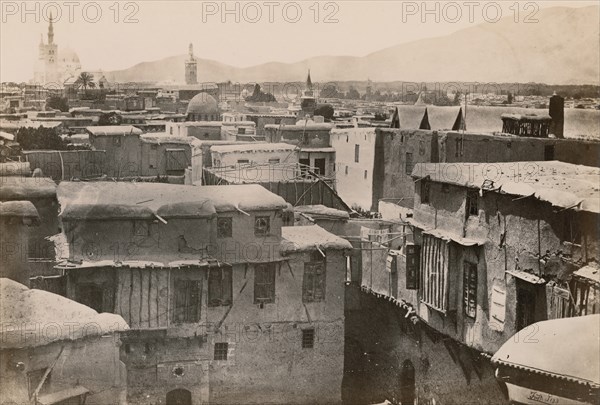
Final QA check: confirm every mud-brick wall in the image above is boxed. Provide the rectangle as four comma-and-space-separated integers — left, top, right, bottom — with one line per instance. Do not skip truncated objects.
120, 332, 209, 405
63, 217, 215, 263
330, 128, 377, 212
139, 141, 192, 177
207, 249, 346, 404
211, 209, 283, 264
443, 131, 600, 168
89, 134, 142, 178
0, 219, 31, 285
24, 150, 107, 181
344, 289, 508, 405
0, 337, 126, 405
378, 129, 436, 210
408, 181, 599, 353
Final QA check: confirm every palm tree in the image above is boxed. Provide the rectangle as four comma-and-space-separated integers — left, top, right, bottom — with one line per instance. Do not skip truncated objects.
75, 72, 96, 94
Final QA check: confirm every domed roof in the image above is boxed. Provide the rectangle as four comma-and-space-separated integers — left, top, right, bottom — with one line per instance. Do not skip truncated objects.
58, 47, 80, 64
186, 92, 219, 115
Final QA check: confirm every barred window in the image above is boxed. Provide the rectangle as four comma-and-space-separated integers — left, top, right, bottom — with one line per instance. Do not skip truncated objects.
420, 234, 449, 313
302, 328, 315, 349
214, 342, 228, 360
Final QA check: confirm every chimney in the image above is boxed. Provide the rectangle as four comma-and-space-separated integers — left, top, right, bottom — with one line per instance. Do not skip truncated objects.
549, 92, 564, 138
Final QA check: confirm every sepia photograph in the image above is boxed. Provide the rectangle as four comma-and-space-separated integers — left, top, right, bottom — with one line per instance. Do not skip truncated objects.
0, 1, 599, 404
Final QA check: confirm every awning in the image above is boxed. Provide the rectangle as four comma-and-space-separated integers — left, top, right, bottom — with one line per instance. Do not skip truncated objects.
423, 228, 485, 246
405, 218, 485, 246
573, 263, 600, 286
506, 270, 545, 284
492, 315, 600, 387
37, 385, 89, 405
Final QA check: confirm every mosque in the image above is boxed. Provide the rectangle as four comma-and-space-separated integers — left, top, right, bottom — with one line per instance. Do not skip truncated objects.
33, 14, 82, 85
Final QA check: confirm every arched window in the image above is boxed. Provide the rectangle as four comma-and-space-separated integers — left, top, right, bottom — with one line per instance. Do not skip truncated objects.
166, 388, 192, 405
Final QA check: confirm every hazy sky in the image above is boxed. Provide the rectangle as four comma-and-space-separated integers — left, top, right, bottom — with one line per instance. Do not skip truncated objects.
0, 0, 596, 82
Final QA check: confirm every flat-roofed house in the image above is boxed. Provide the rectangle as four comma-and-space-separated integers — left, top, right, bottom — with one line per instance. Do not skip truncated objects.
0, 277, 129, 405
54, 182, 351, 404
402, 161, 600, 353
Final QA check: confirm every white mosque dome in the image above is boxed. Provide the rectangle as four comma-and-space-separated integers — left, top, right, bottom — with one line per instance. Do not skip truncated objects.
186, 93, 220, 116
59, 47, 81, 65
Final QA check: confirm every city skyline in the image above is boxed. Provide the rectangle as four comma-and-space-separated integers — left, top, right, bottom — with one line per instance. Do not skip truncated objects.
1, 1, 597, 83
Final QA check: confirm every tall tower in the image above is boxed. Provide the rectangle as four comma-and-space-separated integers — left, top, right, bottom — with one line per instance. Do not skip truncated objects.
185, 43, 198, 85
45, 13, 58, 83
301, 69, 316, 117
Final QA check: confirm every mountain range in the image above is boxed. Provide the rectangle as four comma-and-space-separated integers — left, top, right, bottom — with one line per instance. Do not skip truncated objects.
104, 6, 599, 85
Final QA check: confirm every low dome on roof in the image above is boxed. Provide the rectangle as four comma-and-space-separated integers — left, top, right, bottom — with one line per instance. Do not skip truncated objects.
186, 92, 220, 116
58, 47, 80, 64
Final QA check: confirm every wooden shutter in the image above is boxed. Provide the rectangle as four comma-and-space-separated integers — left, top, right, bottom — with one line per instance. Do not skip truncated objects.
166, 148, 188, 171
174, 279, 201, 323
222, 267, 233, 306
303, 264, 315, 302
314, 262, 326, 301
208, 269, 222, 307
420, 235, 449, 312
406, 244, 420, 290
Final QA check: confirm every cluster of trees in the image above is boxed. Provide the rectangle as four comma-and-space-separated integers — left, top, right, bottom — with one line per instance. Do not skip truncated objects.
15, 127, 88, 150
245, 84, 276, 102
313, 104, 334, 121
46, 96, 69, 112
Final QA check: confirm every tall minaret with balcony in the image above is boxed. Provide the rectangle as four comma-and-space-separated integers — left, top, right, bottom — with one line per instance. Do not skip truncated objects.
185, 43, 198, 85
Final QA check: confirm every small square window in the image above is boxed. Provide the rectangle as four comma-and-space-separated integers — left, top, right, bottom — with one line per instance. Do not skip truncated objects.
302, 328, 315, 348
214, 342, 228, 360
217, 217, 232, 238
113, 137, 121, 146
268, 158, 280, 164
254, 216, 270, 236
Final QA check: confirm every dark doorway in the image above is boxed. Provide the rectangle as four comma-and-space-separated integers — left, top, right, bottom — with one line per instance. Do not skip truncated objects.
399, 360, 416, 405
166, 389, 192, 405
77, 284, 104, 313
544, 145, 555, 161
516, 287, 536, 331
314, 158, 326, 175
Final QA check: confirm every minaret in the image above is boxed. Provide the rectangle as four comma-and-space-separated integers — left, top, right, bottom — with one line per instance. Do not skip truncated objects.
301, 69, 316, 117
48, 13, 54, 44
185, 43, 198, 85
44, 13, 58, 84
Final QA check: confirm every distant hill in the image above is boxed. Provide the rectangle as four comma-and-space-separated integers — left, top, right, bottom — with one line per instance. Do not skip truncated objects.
105, 6, 599, 85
